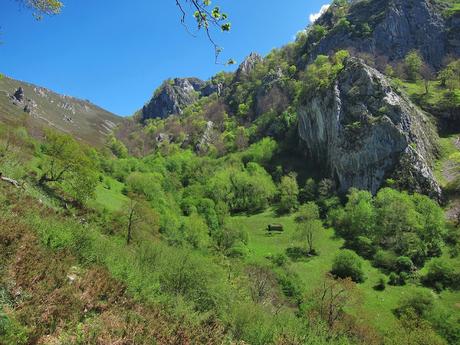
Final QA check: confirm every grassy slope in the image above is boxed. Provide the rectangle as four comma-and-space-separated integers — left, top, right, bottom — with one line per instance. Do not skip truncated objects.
0, 76, 122, 146
229, 210, 459, 334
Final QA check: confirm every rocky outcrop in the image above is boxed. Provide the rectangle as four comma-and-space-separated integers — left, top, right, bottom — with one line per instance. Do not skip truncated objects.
141, 78, 222, 121
141, 78, 204, 121
310, 0, 450, 68
298, 57, 441, 198
13, 87, 24, 103
235, 52, 263, 79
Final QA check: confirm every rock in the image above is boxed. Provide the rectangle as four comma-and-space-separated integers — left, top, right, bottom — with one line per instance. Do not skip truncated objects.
310, 0, 449, 68
235, 52, 263, 79
254, 67, 289, 117
141, 78, 206, 121
196, 121, 215, 153
297, 57, 441, 198
12, 87, 24, 103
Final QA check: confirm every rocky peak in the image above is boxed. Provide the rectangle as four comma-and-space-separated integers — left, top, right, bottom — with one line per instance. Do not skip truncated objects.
298, 57, 441, 198
235, 52, 263, 79
141, 78, 205, 121
310, 0, 451, 68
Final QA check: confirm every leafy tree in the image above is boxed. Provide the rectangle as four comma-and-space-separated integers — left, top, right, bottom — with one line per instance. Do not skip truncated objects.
181, 213, 210, 249
404, 50, 423, 82
335, 188, 375, 240
296, 202, 320, 222
294, 219, 323, 255
422, 258, 459, 291
17, 0, 62, 19
38, 130, 97, 204
113, 196, 159, 244
278, 173, 299, 213
331, 250, 365, 283
300, 178, 317, 202
438, 59, 460, 90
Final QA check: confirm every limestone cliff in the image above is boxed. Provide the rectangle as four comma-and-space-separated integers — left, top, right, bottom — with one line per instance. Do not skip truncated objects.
298, 57, 441, 197
310, 0, 453, 68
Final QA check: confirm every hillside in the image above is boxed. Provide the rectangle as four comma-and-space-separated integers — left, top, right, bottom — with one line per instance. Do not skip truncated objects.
1, 0, 460, 344
0, 76, 122, 146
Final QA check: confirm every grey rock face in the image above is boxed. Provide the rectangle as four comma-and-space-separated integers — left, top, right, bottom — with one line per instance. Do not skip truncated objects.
311, 0, 449, 68
141, 78, 205, 121
298, 57, 441, 197
235, 52, 263, 79
13, 87, 24, 103
141, 78, 222, 121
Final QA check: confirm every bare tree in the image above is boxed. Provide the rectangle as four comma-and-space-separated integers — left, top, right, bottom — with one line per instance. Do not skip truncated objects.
420, 63, 435, 95
309, 274, 361, 332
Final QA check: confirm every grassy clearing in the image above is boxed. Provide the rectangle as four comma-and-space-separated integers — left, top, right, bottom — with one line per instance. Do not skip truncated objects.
229, 209, 460, 333
89, 176, 128, 212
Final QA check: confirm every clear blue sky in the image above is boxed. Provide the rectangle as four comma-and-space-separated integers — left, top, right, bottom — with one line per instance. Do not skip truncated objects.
0, 0, 328, 116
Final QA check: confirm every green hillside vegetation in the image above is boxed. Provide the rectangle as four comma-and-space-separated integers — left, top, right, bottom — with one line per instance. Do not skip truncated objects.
1, 94, 460, 344
1, 4, 460, 343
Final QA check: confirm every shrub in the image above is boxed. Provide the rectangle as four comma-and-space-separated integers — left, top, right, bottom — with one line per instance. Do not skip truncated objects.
388, 272, 399, 286
374, 276, 386, 291
388, 272, 407, 286
396, 256, 414, 273
286, 247, 310, 261
422, 258, 459, 291
373, 250, 398, 272
331, 250, 365, 283
350, 236, 376, 259
268, 253, 288, 267
395, 291, 434, 318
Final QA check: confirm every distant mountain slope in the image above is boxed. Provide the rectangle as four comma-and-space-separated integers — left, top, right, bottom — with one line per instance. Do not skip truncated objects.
0, 76, 121, 146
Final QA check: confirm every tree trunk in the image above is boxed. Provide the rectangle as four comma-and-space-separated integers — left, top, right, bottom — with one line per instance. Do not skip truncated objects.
0, 174, 21, 188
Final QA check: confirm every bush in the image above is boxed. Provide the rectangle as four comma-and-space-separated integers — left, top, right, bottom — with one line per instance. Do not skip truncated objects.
331, 250, 365, 283
422, 258, 460, 291
373, 250, 398, 272
350, 236, 376, 259
374, 276, 386, 291
396, 256, 414, 273
286, 247, 310, 261
268, 253, 288, 267
388, 272, 407, 286
395, 291, 434, 318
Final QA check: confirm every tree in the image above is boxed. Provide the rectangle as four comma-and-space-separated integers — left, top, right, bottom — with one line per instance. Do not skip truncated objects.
16, 0, 62, 19
294, 202, 322, 255
38, 130, 97, 204
404, 51, 423, 82
181, 213, 210, 249
296, 202, 320, 222
335, 188, 375, 240
278, 173, 299, 213
422, 258, 459, 291
116, 196, 159, 245
420, 63, 435, 94
331, 250, 365, 283
294, 219, 323, 255
174, 0, 233, 64
308, 274, 361, 331
300, 178, 317, 202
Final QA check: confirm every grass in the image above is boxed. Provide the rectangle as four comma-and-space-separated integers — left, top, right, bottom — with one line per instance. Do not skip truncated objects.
89, 176, 129, 212
229, 208, 460, 334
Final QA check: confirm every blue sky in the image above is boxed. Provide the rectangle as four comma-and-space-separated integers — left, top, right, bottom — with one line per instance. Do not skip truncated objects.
1, 0, 328, 115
